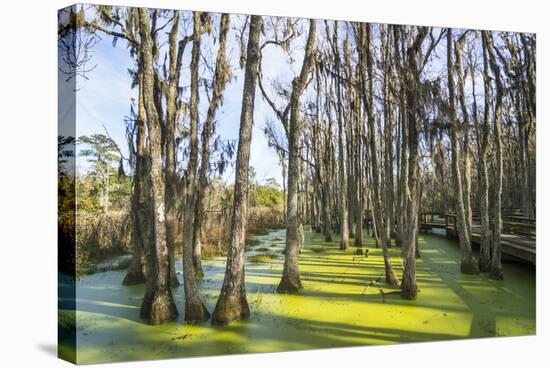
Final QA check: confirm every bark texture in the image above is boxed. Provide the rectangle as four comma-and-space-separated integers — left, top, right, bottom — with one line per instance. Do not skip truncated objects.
137, 8, 178, 324
123, 71, 148, 286
358, 23, 399, 287
179, 12, 211, 323
477, 35, 493, 272
211, 15, 262, 325
447, 29, 479, 275
164, 10, 181, 288
401, 26, 429, 300
485, 31, 504, 280
192, 13, 231, 284
278, 19, 317, 293
184, 11, 204, 280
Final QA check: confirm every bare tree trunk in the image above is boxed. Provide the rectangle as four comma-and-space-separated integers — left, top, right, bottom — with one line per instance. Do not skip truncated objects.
476, 39, 492, 271
354, 83, 364, 247
401, 26, 429, 300
396, 110, 406, 248
311, 78, 328, 237
322, 179, 332, 242
359, 23, 399, 287
518, 100, 531, 217
447, 29, 479, 275
186, 12, 204, 280
454, 34, 472, 240
278, 19, 317, 293
322, 74, 334, 243
211, 15, 262, 325
354, 184, 364, 247
393, 26, 406, 249
485, 31, 504, 280
137, 8, 178, 324
123, 71, 148, 285
362, 134, 376, 245
192, 14, 231, 282
333, 21, 349, 251
178, 11, 211, 323
516, 34, 536, 218
342, 38, 363, 247
463, 143, 472, 238
164, 10, 181, 288
382, 26, 395, 245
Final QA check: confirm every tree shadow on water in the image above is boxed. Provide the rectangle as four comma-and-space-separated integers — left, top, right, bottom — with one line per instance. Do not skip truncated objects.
66, 230, 534, 364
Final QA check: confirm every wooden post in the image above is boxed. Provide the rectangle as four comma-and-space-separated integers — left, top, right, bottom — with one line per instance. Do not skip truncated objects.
445, 214, 449, 238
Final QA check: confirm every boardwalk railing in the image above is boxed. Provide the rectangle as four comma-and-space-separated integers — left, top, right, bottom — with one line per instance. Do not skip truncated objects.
419, 211, 536, 265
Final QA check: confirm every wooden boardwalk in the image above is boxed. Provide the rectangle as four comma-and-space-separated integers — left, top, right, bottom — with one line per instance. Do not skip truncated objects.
420, 212, 536, 265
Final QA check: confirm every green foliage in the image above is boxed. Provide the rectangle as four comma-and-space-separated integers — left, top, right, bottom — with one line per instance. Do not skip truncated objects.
77, 172, 132, 212
79, 134, 120, 172
219, 172, 284, 210
59, 174, 76, 212
78, 134, 126, 212
250, 177, 284, 209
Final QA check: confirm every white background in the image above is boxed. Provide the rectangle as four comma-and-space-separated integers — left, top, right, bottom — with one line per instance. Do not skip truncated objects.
0, 0, 547, 367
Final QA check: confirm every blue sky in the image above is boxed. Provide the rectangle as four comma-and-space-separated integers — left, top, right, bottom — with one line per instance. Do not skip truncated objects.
69, 10, 301, 186
60, 7, 499, 185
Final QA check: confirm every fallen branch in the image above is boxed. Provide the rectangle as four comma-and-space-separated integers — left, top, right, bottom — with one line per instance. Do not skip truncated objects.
362, 274, 382, 295
378, 289, 402, 304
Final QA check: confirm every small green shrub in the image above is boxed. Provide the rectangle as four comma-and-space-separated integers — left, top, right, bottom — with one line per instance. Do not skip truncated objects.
247, 254, 278, 263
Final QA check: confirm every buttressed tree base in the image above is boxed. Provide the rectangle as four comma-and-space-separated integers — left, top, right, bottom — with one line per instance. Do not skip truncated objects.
58, 3, 536, 364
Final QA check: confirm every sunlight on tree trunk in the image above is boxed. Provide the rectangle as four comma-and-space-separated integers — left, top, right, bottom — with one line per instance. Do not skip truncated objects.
211, 15, 263, 325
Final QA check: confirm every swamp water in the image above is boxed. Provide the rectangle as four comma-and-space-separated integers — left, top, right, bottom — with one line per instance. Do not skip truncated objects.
59, 228, 535, 364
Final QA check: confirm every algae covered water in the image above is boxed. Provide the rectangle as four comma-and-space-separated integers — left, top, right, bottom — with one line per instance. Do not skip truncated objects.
59, 228, 535, 364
